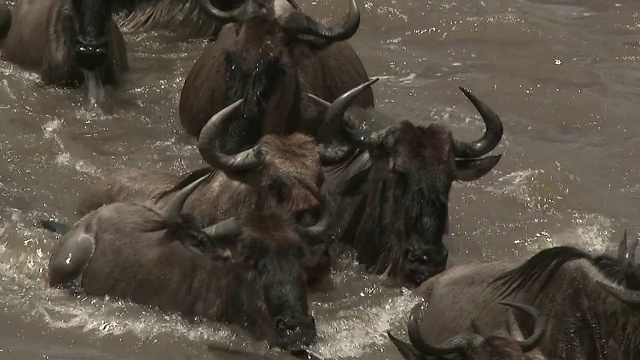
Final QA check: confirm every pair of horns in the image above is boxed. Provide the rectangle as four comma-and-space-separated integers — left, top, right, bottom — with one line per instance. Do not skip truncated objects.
388, 301, 545, 357
196, 97, 354, 169
162, 172, 332, 245
198, 0, 359, 42
309, 79, 504, 160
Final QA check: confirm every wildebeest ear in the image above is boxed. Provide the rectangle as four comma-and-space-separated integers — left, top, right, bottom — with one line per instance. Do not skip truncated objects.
454, 154, 502, 182
387, 332, 421, 360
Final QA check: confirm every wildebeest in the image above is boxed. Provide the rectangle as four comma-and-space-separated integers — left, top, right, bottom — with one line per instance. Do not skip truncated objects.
387, 301, 547, 360
77, 98, 348, 288
413, 235, 640, 359
0, 0, 128, 90
308, 79, 504, 287
44, 171, 332, 350
178, 0, 373, 152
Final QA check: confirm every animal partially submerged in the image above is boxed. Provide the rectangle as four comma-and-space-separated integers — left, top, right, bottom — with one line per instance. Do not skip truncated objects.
78, 98, 348, 287
178, 0, 372, 151
0, 0, 128, 91
309, 79, 504, 287
44, 172, 332, 350
387, 301, 547, 360
413, 233, 640, 359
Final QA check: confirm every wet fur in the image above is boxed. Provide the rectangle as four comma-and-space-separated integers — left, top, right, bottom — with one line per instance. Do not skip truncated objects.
1, 0, 129, 87
178, 17, 374, 146
413, 246, 640, 359
47, 202, 316, 346
323, 122, 498, 286
77, 133, 331, 287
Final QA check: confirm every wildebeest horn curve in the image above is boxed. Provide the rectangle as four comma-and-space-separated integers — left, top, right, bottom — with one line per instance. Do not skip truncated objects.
307, 77, 381, 149
406, 301, 484, 356
293, 177, 333, 244
197, 99, 265, 172
283, 0, 360, 42
452, 87, 504, 159
163, 173, 212, 221
499, 301, 546, 351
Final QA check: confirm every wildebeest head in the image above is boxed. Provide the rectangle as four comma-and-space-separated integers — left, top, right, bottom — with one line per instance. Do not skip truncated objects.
197, 98, 348, 226
309, 79, 504, 286
387, 301, 546, 360
196, 0, 360, 153
71, 0, 114, 71
180, 176, 333, 350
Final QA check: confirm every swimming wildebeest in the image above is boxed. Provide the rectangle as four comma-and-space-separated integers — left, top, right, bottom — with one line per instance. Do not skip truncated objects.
387, 301, 547, 360
77, 98, 348, 287
413, 234, 640, 359
44, 172, 332, 350
178, 0, 373, 152
308, 78, 504, 287
0, 0, 128, 90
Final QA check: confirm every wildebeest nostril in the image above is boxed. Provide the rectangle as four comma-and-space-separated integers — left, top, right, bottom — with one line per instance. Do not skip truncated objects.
275, 317, 301, 336
74, 37, 109, 71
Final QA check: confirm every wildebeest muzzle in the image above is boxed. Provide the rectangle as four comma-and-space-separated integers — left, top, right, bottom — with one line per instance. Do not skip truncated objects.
75, 36, 108, 71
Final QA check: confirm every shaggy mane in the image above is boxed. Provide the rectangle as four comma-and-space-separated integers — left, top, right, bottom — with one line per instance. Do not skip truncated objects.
488, 245, 629, 300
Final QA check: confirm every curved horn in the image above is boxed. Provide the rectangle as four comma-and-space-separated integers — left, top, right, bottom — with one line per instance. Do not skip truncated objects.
307, 78, 388, 149
162, 173, 212, 221
294, 177, 333, 244
597, 280, 640, 307
406, 302, 484, 356
203, 217, 242, 241
499, 301, 546, 352
283, 0, 360, 42
452, 87, 504, 159
197, 99, 264, 172
307, 92, 357, 165
618, 229, 638, 267
198, 0, 268, 23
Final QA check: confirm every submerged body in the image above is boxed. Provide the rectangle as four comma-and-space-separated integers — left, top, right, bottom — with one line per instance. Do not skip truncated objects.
414, 245, 640, 359
178, 0, 373, 151
1, 0, 128, 88
310, 80, 504, 287
46, 174, 330, 350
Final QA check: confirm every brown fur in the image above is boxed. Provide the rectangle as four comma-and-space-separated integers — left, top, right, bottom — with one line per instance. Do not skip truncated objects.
1, 0, 129, 87
178, 17, 373, 146
414, 258, 640, 359
324, 121, 501, 287
48, 202, 318, 349
77, 133, 332, 288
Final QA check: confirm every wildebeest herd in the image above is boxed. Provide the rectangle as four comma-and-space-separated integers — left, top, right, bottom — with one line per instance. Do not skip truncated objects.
0, 0, 635, 358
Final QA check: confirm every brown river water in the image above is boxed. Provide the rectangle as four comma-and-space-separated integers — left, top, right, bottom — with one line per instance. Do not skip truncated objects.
1, 0, 640, 359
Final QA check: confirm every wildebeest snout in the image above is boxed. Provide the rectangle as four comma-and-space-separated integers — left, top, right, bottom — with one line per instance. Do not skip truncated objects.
403, 244, 449, 285
75, 36, 108, 71
274, 314, 317, 349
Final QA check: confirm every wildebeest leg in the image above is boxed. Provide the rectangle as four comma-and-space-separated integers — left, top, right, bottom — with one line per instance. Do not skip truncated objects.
47, 224, 95, 288
0, 0, 11, 42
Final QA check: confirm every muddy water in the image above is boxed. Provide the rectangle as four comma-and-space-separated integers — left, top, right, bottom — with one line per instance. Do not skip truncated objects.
1, 0, 640, 358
